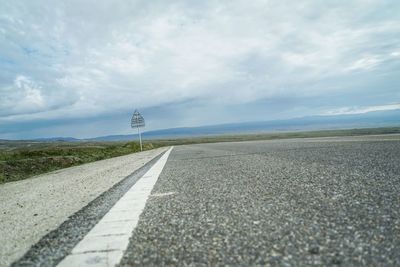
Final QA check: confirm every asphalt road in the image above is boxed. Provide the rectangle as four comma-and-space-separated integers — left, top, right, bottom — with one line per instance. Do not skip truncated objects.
119, 135, 400, 266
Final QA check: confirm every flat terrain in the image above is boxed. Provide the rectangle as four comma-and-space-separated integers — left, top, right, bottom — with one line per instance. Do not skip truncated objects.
120, 135, 400, 266
0, 147, 167, 267
5, 134, 400, 266
0, 141, 158, 184
2, 127, 399, 184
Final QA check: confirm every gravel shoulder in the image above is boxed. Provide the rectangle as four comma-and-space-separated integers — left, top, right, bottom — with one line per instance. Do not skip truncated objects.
0, 147, 167, 267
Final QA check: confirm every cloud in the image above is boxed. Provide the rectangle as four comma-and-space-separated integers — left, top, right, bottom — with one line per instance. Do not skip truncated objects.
323, 103, 400, 115
0, 75, 44, 115
0, 0, 400, 138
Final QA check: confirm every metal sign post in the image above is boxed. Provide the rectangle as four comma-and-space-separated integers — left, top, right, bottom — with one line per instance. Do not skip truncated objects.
131, 110, 145, 151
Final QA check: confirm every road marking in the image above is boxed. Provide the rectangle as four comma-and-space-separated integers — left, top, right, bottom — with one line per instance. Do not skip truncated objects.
57, 147, 173, 267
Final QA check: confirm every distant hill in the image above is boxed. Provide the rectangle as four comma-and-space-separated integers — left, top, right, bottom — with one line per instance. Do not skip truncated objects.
89, 135, 136, 141
89, 109, 400, 141
33, 137, 80, 142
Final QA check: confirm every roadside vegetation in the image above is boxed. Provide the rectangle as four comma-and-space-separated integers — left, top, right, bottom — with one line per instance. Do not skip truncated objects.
1, 127, 399, 184
0, 141, 159, 184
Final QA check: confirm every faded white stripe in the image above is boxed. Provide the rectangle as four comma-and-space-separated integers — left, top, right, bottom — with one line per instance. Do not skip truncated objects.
57, 147, 173, 267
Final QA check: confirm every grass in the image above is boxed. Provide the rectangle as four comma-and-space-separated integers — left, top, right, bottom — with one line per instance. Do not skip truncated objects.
1, 126, 399, 184
0, 141, 159, 184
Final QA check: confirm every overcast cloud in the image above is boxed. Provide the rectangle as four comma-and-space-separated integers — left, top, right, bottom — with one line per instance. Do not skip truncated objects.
0, 0, 399, 139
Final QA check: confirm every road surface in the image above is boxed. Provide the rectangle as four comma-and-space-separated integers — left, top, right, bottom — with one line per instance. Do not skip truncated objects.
0, 147, 168, 267
7, 135, 400, 266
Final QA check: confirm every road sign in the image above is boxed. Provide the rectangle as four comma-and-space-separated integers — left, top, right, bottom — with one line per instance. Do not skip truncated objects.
131, 110, 145, 151
131, 110, 145, 128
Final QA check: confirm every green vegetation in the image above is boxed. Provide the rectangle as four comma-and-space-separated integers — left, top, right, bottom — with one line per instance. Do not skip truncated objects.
1, 127, 399, 184
0, 141, 159, 184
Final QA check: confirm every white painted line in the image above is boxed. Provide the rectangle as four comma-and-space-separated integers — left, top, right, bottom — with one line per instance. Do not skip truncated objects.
57, 147, 173, 267
57, 251, 124, 267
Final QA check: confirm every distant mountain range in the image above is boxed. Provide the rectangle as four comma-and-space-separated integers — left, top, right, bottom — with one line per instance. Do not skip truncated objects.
34, 109, 400, 142
33, 137, 80, 142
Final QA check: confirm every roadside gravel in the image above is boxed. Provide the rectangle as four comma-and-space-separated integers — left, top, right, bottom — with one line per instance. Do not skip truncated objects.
0, 147, 167, 267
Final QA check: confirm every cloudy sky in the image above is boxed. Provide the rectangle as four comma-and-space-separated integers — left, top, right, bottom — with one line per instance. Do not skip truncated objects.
1, 0, 399, 139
